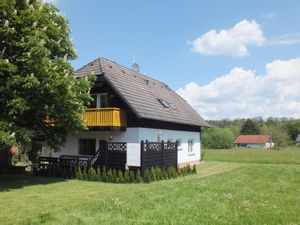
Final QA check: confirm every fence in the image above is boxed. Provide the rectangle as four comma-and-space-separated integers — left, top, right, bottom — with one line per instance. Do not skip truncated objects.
94, 142, 127, 171
140, 140, 178, 175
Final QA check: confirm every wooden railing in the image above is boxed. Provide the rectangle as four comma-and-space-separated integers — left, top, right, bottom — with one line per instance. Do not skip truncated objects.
82, 108, 127, 127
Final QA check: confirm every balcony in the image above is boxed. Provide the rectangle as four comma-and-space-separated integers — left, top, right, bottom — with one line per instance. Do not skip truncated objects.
82, 108, 127, 128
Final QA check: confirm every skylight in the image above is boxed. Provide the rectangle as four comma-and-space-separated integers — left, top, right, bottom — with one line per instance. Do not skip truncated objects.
158, 99, 177, 110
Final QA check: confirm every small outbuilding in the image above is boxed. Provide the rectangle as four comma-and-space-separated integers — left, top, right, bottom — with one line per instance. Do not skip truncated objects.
234, 135, 274, 149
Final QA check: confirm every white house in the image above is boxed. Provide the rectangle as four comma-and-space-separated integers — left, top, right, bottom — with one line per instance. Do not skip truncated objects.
42, 57, 210, 169
234, 135, 274, 149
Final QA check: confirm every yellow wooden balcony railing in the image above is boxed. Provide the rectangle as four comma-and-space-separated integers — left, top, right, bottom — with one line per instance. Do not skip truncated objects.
82, 108, 127, 127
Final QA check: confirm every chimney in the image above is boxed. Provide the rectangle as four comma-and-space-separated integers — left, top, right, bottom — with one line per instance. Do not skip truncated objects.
132, 63, 140, 72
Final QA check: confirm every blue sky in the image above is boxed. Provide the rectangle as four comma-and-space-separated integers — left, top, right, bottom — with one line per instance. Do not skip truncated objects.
50, 0, 300, 119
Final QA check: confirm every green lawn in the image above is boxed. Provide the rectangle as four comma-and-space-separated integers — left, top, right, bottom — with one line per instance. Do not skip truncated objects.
205, 147, 300, 164
0, 150, 299, 225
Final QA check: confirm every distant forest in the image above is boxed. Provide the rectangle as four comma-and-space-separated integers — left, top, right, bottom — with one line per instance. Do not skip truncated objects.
202, 117, 300, 149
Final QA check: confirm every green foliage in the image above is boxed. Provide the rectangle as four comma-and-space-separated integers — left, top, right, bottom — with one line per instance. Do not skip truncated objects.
192, 165, 197, 174
240, 119, 260, 135
117, 170, 125, 183
82, 167, 87, 180
285, 121, 300, 141
101, 166, 107, 182
0, 0, 95, 152
129, 170, 135, 183
135, 169, 141, 183
112, 169, 117, 182
87, 168, 97, 181
96, 166, 101, 181
75, 166, 83, 180
202, 127, 234, 149
143, 169, 151, 183
123, 170, 129, 183
107, 169, 113, 183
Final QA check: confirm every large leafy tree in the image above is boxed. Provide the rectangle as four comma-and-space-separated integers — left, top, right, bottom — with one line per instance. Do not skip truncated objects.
202, 127, 234, 149
240, 119, 260, 135
0, 0, 94, 152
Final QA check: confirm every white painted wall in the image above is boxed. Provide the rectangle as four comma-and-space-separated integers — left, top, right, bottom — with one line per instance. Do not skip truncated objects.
51, 128, 139, 157
137, 128, 201, 164
48, 127, 201, 165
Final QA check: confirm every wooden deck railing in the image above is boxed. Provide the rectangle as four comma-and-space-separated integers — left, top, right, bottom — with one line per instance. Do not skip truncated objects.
82, 108, 127, 127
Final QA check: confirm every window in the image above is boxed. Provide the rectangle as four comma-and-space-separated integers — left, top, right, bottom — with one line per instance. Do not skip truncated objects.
157, 99, 177, 110
99, 94, 109, 108
89, 94, 97, 108
79, 139, 96, 155
89, 93, 109, 108
176, 138, 182, 150
188, 139, 194, 153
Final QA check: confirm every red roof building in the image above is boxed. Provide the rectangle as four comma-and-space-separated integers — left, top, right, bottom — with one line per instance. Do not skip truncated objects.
234, 135, 274, 148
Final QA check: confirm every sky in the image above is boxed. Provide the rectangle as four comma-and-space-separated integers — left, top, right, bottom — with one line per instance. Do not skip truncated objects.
47, 0, 300, 120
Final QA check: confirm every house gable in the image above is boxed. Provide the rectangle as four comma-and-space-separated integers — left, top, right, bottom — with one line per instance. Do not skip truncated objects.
75, 57, 210, 130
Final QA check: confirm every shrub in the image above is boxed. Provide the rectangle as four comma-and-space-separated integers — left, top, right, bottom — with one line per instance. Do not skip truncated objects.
96, 166, 101, 181
101, 166, 107, 182
117, 170, 125, 183
88, 167, 97, 181
135, 169, 142, 183
124, 170, 129, 183
82, 167, 87, 180
107, 169, 113, 182
155, 167, 163, 180
112, 169, 117, 183
150, 167, 157, 181
144, 169, 151, 183
192, 165, 197, 174
129, 170, 135, 183
76, 166, 83, 180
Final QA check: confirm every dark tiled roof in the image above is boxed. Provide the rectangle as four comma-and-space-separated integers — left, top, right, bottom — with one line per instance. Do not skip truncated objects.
234, 135, 271, 144
75, 57, 210, 128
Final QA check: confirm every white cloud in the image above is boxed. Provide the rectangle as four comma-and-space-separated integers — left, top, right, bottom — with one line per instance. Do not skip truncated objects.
261, 12, 275, 19
268, 34, 300, 45
43, 0, 56, 4
177, 57, 300, 120
190, 20, 266, 57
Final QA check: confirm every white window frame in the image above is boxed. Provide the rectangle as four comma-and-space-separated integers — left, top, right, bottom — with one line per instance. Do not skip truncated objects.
176, 138, 183, 151
188, 139, 194, 153
96, 93, 108, 108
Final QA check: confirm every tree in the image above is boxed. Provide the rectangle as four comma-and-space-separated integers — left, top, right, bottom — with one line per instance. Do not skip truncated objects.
201, 127, 234, 149
285, 121, 300, 141
0, 0, 94, 153
240, 119, 260, 135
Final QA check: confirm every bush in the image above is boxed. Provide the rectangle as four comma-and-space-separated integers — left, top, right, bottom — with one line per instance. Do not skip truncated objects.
82, 167, 87, 180
135, 170, 142, 183
88, 167, 97, 181
107, 169, 113, 182
112, 169, 117, 182
96, 166, 101, 181
144, 169, 151, 183
192, 165, 197, 174
202, 127, 234, 149
101, 166, 107, 182
129, 170, 135, 183
117, 170, 125, 183
150, 167, 157, 181
76, 166, 83, 180
124, 170, 129, 183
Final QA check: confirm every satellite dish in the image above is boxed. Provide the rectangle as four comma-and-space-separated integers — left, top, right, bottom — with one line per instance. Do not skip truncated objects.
132, 63, 140, 72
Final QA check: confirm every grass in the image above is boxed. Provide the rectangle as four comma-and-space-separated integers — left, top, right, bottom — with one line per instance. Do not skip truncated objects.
205, 147, 300, 164
0, 149, 299, 225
